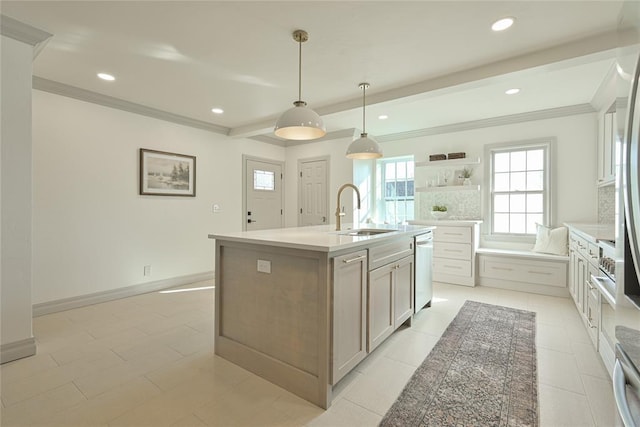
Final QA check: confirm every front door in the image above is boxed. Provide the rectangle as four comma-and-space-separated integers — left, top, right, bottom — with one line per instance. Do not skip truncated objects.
245, 158, 284, 231
299, 158, 329, 226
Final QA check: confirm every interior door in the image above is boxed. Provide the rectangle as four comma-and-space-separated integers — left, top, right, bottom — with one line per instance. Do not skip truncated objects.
245, 158, 283, 231
299, 158, 328, 226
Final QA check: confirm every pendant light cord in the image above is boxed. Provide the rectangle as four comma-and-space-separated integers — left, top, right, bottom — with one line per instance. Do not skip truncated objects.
298, 38, 302, 102
362, 84, 367, 133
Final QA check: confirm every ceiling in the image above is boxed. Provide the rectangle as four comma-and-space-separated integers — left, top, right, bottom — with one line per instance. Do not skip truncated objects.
2, 1, 637, 145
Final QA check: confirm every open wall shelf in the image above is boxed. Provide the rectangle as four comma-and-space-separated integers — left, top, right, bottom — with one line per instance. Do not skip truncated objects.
415, 157, 480, 168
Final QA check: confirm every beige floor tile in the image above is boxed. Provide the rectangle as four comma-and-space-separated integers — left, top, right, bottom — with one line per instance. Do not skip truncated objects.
0, 383, 87, 426
172, 414, 209, 426
46, 376, 161, 426
111, 325, 198, 361
383, 328, 439, 367
581, 374, 617, 427
539, 383, 595, 426
343, 356, 415, 416
2, 358, 89, 406
572, 341, 611, 380
0, 353, 58, 384
73, 346, 183, 398
145, 353, 249, 392
305, 398, 381, 427
538, 347, 586, 394
537, 322, 573, 353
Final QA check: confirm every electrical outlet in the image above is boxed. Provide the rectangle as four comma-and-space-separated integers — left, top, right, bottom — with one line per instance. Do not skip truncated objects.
212, 204, 221, 213
144, 265, 152, 276
257, 259, 271, 274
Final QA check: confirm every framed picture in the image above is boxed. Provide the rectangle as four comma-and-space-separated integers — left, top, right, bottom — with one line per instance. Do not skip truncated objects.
139, 149, 196, 196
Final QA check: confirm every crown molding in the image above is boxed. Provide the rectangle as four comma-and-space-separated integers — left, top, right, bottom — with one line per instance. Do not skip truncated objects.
32, 77, 231, 136
376, 104, 596, 143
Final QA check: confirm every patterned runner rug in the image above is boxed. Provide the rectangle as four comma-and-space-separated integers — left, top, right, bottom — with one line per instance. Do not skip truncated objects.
380, 300, 538, 427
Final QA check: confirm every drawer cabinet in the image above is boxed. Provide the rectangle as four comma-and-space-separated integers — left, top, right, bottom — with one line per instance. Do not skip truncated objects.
478, 256, 566, 288
432, 223, 479, 287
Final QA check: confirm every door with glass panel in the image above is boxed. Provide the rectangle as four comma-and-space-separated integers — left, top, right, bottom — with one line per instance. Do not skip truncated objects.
244, 158, 284, 231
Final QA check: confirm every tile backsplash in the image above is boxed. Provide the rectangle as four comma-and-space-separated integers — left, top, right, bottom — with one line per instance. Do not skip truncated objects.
598, 185, 615, 224
418, 188, 481, 220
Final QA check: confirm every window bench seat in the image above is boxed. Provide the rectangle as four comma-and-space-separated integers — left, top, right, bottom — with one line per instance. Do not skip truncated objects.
476, 248, 569, 297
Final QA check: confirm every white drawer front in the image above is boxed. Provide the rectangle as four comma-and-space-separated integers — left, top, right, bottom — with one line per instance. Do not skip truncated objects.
479, 255, 567, 288
434, 258, 471, 277
434, 226, 471, 244
434, 242, 471, 260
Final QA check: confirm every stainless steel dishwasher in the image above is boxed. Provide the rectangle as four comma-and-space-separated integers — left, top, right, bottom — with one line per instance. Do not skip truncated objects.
414, 231, 433, 313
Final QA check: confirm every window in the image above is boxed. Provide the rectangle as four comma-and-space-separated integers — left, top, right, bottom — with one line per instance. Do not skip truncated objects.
378, 157, 414, 224
253, 170, 275, 191
489, 142, 549, 236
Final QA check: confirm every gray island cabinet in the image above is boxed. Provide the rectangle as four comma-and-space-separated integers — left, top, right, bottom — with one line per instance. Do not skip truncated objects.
208, 224, 431, 408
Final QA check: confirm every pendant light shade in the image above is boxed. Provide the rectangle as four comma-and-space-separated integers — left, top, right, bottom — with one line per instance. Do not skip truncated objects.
346, 83, 382, 159
274, 30, 326, 140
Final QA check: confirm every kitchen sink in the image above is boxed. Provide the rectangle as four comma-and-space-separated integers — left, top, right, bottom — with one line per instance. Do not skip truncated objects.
341, 228, 397, 236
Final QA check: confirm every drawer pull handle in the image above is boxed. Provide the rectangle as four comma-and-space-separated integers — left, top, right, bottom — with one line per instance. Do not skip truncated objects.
443, 232, 463, 236
493, 267, 512, 271
444, 249, 462, 253
343, 255, 366, 264
528, 271, 552, 275
444, 265, 463, 269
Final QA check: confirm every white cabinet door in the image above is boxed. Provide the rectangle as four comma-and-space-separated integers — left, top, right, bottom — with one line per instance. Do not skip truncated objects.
368, 264, 394, 352
393, 256, 414, 328
332, 250, 367, 385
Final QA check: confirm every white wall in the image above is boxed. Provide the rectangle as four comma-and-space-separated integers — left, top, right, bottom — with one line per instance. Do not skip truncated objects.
1, 35, 37, 361
382, 113, 599, 229
32, 91, 285, 304
283, 138, 355, 228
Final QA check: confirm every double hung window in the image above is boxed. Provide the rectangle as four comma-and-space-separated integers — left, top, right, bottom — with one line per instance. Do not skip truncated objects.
489, 142, 550, 236
377, 157, 415, 224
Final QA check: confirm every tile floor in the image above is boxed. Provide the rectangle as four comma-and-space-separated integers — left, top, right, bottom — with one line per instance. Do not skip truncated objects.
0, 281, 617, 426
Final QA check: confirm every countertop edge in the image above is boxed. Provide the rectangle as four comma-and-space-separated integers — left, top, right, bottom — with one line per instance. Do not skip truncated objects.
208, 226, 434, 253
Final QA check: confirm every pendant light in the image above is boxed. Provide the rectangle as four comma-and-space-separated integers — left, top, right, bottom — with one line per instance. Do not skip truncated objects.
346, 83, 383, 159
274, 30, 326, 140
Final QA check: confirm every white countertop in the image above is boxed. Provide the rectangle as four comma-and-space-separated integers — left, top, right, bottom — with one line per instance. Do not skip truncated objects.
208, 223, 433, 253
563, 222, 616, 242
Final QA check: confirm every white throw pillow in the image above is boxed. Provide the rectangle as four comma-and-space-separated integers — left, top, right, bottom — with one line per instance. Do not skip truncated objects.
532, 224, 568, 256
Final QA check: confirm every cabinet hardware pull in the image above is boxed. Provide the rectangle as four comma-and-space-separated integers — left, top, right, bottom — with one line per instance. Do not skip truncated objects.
493, 267, 512, 271
528, 271, 552, 275
444, 249, 462, 252
343, 255, 366, 264
444, 265, 462, 269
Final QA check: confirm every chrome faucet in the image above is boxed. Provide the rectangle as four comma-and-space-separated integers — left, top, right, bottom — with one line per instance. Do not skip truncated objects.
335, 183, 361, 231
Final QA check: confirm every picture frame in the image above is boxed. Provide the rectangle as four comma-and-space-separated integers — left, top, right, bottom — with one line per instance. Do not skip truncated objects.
139, 148, 196, 196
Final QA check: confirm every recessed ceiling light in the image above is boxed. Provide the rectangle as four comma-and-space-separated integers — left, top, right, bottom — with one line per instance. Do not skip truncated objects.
378, 115, 388, 120
492, 17, 514, 32
211, 108, 224, 114
505, 88, 520, 95
97, 73, 115, 81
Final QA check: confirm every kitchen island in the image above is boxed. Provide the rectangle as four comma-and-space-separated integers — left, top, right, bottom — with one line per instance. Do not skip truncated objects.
208, 223, 432, 408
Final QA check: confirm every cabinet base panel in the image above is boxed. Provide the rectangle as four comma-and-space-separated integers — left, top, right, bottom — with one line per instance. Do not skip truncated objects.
477, 277, 570, 297
216, 336, 330, 409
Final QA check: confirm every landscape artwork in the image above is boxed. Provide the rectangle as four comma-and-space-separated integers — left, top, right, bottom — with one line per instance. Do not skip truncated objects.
139, 149, 196, 196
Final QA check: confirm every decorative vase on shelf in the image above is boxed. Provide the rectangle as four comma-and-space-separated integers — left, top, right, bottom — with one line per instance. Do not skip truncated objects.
463, 178, 471, 186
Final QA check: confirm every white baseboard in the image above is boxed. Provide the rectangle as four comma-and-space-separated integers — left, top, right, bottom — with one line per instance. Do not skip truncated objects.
33, 271, 214, 317
1, 337, 36, 364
